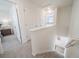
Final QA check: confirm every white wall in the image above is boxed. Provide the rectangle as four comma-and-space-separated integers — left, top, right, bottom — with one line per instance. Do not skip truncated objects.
64, 0, 79, 58
13, 0, 41, 44
69, 0, 79, 39
57, 5, 72, 37
24, 3, 41, 29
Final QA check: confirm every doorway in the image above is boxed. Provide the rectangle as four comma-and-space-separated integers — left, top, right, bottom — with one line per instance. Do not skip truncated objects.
0, 0, 22, 52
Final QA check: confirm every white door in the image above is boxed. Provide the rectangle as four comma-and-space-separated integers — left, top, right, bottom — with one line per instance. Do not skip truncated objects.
10, 5, 22, 43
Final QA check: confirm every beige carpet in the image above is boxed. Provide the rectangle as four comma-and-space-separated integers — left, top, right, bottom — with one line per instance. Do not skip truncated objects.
0, 35, 64, 58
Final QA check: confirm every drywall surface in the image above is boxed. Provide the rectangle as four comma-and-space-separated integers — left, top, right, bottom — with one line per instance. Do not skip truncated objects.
57, 5, 72, 37
30, 26, 56, 55
65, 0, 79, 58
69, 0, 79, 39
13, 0, 41, 44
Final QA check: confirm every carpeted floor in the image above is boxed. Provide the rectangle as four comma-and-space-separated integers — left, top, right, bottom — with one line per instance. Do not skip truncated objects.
0, 35, 64, 58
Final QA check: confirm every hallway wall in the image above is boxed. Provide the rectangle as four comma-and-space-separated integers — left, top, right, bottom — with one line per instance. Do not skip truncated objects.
69, 0, 79, 39
57, 5, 72, 37
12, 0, 41, 43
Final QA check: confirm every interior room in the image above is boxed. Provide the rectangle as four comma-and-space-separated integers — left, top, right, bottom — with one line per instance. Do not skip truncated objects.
0, 0, 20, 52
0, 0, 79, 58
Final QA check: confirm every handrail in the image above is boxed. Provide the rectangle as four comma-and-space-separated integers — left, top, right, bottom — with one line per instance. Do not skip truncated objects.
65, 40, 79, 48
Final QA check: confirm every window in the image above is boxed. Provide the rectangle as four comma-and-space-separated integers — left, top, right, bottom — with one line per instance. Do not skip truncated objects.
47, 14, 54, 24
41, 7, 57, 25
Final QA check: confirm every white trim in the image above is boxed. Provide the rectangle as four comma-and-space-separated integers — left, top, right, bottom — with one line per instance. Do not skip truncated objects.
30, 24, 56, 31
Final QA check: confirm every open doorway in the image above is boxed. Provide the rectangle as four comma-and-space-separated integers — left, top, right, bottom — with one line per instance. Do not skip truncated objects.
0, 0, 21, 52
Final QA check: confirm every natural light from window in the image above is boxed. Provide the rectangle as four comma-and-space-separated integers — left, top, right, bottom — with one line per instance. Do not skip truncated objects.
41, 7, 57, 26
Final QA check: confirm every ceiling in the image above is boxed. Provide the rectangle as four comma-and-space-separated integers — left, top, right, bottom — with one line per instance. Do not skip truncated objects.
8, 0, 73, 8
29, 0, 73, 8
